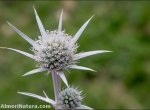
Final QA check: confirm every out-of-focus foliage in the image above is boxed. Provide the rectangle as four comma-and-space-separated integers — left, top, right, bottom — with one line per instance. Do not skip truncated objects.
0, 1, 150, 109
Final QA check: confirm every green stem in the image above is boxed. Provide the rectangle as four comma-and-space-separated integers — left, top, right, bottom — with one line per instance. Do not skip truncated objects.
51, 70, 61, 109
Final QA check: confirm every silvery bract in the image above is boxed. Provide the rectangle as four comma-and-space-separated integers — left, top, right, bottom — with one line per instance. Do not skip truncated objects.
18, 87, 92, 109
0, 7, 111, 86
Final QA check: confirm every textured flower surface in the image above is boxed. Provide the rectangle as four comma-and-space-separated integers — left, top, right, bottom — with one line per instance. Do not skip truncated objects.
18, 87, 93, 110
0, 7, 111, 86
57, 87, 82, 109
33, 30, 77, 70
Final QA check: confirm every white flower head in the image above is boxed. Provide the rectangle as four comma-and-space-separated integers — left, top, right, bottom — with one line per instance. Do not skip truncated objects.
0, 7, 111, 86
33, 30, 77, 71
57, 87, 83, 109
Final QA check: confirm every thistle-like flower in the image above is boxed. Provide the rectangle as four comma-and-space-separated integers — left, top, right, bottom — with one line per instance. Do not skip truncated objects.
33, 30, 77, 71
18, 87, 92, 110
0, 7, 112, 110
57, 87, 83, 109
0, 7, 111, 86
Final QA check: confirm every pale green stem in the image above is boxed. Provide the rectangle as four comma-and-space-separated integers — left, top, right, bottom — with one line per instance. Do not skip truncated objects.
51, 70, 61, 110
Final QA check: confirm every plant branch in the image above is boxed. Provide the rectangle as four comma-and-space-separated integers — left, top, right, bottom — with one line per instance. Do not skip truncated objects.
51, 70, 60, 102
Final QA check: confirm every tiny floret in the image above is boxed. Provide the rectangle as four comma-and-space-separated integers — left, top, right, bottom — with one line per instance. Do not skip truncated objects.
58, 87, 83, 109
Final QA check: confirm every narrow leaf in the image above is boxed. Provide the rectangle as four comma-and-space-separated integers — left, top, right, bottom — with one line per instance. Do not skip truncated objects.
7, 22, 35, 45
43, 91, 49, 99
18, 92, 56, 105
58, 10, 63, 31
74, 50, 112, 60
71, 16, 94, 43
68, 65, 95, 72
33, 6, 46, 37
0, 47, 34, 59
76, 105, 93, 110
57, 71, 69, 87
23, 68, 47, 76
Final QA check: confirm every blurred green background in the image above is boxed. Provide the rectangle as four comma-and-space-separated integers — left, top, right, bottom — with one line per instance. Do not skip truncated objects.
0, 1, 150, 109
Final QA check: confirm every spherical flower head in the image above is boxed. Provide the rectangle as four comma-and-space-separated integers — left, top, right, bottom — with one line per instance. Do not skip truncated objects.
4, 8, 111, 77
57, 87, 83, 109
32, 30, 77, 71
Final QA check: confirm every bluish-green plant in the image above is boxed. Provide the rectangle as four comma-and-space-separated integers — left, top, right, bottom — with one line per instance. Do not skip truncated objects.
0, 7, 111, 110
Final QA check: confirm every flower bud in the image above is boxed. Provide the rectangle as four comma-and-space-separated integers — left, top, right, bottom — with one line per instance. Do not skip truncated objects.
58, 87, 83, 109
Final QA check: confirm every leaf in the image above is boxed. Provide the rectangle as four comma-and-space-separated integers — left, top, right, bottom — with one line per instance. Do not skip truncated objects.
23, 68, 47, 76
33, 6, 46, 38
57, 71, 69, 87
7, 22, 35, 45
68, 65, 95, 72
74, 50, 112, 60
0, 47, 34, 59
18, 91, 56, 106
76, 105, 93, 110
58, 9, 63, 32
71, 16, 94, 43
